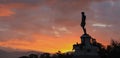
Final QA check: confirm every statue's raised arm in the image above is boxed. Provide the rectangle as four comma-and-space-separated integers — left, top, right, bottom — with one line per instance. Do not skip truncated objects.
81, 12, 87, 34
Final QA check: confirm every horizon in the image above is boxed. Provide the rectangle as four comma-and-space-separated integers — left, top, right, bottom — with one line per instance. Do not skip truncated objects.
0, 0, 120, 53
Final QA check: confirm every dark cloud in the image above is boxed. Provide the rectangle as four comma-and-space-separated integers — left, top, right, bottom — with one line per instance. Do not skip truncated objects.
0, 0, 43, 4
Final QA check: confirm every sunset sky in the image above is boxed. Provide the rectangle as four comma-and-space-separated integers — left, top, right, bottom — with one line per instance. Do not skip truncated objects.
0, 0, 120, 53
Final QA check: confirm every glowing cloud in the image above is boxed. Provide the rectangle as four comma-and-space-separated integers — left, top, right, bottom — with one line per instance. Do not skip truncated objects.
92, 23, 112, 27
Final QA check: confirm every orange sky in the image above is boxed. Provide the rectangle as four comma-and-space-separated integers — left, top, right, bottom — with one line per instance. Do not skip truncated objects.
0, 0, 120, 53
0, 31, 110, 53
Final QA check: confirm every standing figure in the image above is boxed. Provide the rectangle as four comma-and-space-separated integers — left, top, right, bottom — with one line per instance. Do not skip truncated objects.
81, 12, 87, 34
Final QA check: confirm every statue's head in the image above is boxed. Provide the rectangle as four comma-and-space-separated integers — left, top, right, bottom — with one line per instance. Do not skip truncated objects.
81, 12, 85, 15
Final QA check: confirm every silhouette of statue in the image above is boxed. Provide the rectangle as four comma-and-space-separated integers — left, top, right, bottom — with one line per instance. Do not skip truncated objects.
81, 12, 87, 34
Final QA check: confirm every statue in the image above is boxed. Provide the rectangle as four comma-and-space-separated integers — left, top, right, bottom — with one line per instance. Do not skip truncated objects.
81, 12, 87, 34
72, 12, 100, 58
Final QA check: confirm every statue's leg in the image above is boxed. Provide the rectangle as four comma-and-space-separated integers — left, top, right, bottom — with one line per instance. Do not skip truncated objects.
83, 28, 87, 34
84, 28, 87, 34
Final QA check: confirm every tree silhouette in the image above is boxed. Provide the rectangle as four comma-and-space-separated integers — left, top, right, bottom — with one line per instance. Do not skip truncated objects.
40, 53, 51, 58
29, 54, 38, 58
106, 40, 120, 58
19, 56, 29, 58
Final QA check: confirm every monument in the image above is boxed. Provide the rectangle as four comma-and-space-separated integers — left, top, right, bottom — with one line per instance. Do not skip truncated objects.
72, 12, 100, 58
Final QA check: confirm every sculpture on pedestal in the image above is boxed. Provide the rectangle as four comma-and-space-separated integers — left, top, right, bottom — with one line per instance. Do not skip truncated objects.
72, 12, 100, 58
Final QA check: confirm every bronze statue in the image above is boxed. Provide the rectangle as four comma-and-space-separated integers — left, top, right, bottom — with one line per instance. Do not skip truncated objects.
81, 12, 87, 34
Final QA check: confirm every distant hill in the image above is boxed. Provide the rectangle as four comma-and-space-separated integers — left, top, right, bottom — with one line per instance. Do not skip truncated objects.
0, 47, 43, 58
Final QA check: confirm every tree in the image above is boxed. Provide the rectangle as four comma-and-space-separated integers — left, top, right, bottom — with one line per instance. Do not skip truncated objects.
107, 40, 120, 58
29, 54, 38, 58
19, 56, 29, 58
40, 53, 51, 58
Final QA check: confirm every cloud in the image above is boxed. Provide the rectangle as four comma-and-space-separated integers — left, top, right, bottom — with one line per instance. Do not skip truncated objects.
90, 0, 120, 23
0, 0, 119, 41
0, 1, 115, 36
0, 5, 15, 16
52, 26, 72, 37
92, 23, 112, 27
0, 0, 120, 52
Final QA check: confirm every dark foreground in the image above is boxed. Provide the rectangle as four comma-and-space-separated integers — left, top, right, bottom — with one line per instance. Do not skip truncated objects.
19, 40, 120, 58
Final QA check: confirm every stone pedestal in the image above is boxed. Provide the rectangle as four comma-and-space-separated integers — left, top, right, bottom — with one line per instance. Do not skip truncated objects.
73, 34, 100, 58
